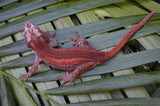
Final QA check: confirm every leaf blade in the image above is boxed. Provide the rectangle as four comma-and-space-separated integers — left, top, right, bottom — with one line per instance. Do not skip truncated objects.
8, 48, 160, 82
0, 0, 63, 22
0, 0, 125, 39
0, 73, 16, 106
43, 71, 160, 95
66, 98, 160, 106
1, 18, 160, 57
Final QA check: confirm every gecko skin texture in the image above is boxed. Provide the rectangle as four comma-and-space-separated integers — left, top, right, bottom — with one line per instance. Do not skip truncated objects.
20, 12, 156, 86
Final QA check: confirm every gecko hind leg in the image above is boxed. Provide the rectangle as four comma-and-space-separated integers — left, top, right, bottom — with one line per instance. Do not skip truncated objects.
57, 61, 100, 86
71, 32, 96, 50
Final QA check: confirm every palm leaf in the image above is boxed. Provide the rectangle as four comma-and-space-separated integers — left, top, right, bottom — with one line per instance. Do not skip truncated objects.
0, 0, 123, 39
1, 48, 160, 81
0, 0, 18, 7
0, 71, 16, 106
0, 0, 160, 105
28, 48, 160, 82
0, 0, 63, 22
43, 71, 160, 95
66, 98, 160, 106
0, 16, 160, 57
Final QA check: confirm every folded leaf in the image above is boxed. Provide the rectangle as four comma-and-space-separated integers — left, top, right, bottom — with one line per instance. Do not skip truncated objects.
0, 0, 18, 7
0, 0, 63, 22
1, 21, 160, 57
43, 71, 160, 95
0, 73, 16, 106
66, 98, 160, 106
0, 0, 125, 39
27, 48, 160, 82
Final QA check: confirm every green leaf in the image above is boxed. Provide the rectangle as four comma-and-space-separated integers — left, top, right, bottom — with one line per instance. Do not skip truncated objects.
0, 0, 124, 39
66, 98, 160, 106
1, 0, 160, 105
0, 72, 16, 106
0, 0, 18, 7
30, 48, 160, 81
1, 18, 160, 57
152, 87, 160, 97
3, 48, 159, 82
0, 54, 35, 70
42, 71, 160, 95
59, 22, 160, 49
1, 47, 160, 79
0, 0, 63, 22
0, 40, 29, 57
53, 13, 160, 43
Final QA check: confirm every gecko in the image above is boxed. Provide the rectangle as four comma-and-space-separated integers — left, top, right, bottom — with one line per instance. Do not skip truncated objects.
20, 12, 156, 86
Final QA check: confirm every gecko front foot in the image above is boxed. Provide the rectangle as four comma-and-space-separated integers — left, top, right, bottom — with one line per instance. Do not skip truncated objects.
57, 72, 74, 86
46, 31, 58, 47
20, 74, 30, 82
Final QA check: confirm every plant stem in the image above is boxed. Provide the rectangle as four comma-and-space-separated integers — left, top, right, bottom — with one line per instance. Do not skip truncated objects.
0, 69, 61, 106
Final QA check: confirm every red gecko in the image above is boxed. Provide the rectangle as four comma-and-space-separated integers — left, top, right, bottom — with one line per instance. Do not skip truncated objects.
20, 12, 156, 86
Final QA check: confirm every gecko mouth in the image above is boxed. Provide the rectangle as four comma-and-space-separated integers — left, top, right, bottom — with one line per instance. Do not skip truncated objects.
24, 22, 34, 34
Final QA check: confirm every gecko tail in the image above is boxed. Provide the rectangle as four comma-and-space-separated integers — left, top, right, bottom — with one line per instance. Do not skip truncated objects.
104, 12, 156, 60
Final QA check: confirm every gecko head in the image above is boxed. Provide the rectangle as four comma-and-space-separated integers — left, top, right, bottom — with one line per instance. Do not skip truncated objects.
23, 22, 47, 48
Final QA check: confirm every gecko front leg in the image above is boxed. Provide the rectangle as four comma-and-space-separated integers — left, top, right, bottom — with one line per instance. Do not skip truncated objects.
20, 54, 42, 81
71, 32, 96, 50
46, 31, 58, 48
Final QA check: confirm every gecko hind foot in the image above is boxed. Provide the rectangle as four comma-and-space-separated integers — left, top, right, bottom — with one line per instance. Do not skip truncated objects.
71, 32, 87, 47
57, 72, 74, 86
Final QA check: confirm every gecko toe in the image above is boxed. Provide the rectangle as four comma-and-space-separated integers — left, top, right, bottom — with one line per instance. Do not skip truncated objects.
57, 76, 64, 80
20, 74, 29, 82
58, 72, 74, 86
